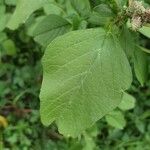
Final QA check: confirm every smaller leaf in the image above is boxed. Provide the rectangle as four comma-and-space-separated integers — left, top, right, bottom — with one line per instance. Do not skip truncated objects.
139, 26, 150, 38
27, 16, 45, 37
0, 32, 7, 42
115, 0, 128, 8
0, 13, 11, 32
83, 132, 96, 150
118, 93, 136, 110
119, 26, 135, 58
88, 4, 114, 26
43, 3, 64, 15
33, 15, 71, 46
7, 0, 48, 30
105, 110, 126, 129
133, 46, 148, 85
2, 39, 16, 55
70, 0, 91, 17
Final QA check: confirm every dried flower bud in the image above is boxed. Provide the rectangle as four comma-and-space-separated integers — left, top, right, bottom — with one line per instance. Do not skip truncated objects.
126, 1, 150, 30
144, 9, 150, 23
127, 1, 145, 16
131, 16, 142, 31
131, 1, 145, 12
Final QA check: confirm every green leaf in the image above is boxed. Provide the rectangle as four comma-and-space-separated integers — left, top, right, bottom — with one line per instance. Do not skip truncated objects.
2, 39, 17, 55
0, 5, 5, 15
70, 0, 91, 17
5, 0, 18, 5
7, 0, 48, 30
118, 93, 136, 110
83, 132, 96, 150
40, 28, 132, 137
27, 16, 45, 37
0, 13, 11, 32
114, 0, 128, 8
43, 3, 64, 15
133, 46, 148, 85
139, 26, 150, 38
0, 0, 4, 4
105, 110, 126, 129
33, 15, 71, 47
0, 32, 7, 42
82, 125, 98, 150
120, 26, 135, 58
88, 4, 114, 26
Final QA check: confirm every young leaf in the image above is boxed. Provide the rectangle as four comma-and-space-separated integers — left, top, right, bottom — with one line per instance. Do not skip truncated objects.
114, 0, 128, 8
40, 28, 132, 137
27, 16, 45, 37
133, 46, 148, 85
88, 4, 114, 26
70, 0, 91, 17
83, 132, 96, 150
118, 92, 136, 110
7, 0, 48, 30
105, 110, 126, 129
2, 39, 16, 55
33, 15, 71, 47
43, 3, 64, 15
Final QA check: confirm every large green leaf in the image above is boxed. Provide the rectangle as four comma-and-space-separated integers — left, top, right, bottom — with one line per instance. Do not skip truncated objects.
7, 0, 48, 30
40, 28, 132, 137
33, 15, 71, 47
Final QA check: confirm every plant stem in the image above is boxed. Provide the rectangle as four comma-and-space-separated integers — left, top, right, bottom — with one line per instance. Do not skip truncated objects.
0, 129, 3, 150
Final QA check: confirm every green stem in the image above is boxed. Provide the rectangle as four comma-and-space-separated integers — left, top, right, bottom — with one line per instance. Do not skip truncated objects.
0, 129, 3, 150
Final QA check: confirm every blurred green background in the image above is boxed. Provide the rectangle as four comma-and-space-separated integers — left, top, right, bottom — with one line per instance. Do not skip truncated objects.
0, 0, 150, 149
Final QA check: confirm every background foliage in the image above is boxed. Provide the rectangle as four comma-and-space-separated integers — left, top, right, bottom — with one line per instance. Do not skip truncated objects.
0, 0, 150, 149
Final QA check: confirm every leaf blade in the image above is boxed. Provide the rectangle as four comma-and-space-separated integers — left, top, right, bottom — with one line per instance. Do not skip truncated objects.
33, 15, 71, 46
133, 46, 148, 85
7, 0, 48, 30
40, 28, 132, 137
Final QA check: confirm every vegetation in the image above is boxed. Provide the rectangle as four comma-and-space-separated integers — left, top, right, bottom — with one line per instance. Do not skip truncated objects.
0, 0, 150, 149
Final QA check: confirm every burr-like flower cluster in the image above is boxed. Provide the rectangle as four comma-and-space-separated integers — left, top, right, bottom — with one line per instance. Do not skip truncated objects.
127, 0, 150, 30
